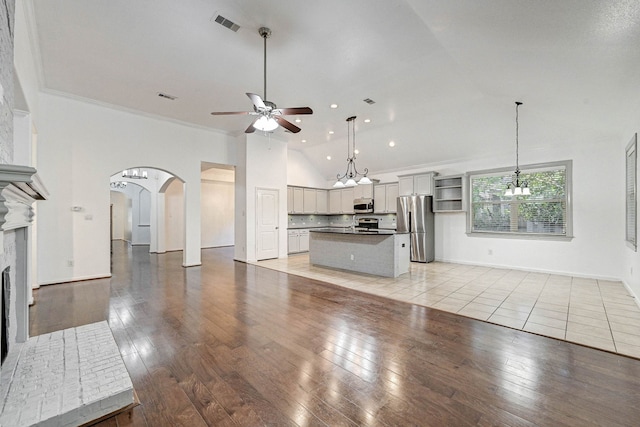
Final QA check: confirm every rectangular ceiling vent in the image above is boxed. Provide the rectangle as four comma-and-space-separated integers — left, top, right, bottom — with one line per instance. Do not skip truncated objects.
214, 14, 240, 32
363, 98, 376, 105
157, 92, 177, 101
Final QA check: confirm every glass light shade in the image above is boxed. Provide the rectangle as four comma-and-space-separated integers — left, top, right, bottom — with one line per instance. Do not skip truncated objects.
522, 187, 531, 195
358, 176, 372, 185
122, 170, 127, 177
142, 170, 148, 178
132, 169, 139, 177
504, 188, 513, 197
513, 187, 522, 195
333, 180, 345, 188
253, 116, 279, 132
345, 178, 357, 187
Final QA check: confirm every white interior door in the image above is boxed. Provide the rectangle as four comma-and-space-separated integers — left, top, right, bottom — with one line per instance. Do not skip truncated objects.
256, 188, 279, 260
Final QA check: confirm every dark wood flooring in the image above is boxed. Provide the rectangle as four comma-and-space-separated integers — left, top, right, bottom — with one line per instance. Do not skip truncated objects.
30, 242, 640, 426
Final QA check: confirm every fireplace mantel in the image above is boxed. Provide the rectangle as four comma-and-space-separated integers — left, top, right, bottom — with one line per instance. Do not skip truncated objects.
0, 165, 48, 251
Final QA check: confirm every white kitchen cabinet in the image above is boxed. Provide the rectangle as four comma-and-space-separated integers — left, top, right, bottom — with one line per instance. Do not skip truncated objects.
316, 190, 328, 214
299, 230, 310, 252
292, 187, 304, 213
398, 173, 436, 195
329, 189, 341, 214
329, 188, 355, 214
341, 187, 355, 213
433, 174, 466, 212
287, 187, 294, 213
374, 183, 399, 213
374, 185, 386, 213
303, 188, 316, 213
385, 183, 399, 213
288, 229, 310, 253
353, 183, 373, 199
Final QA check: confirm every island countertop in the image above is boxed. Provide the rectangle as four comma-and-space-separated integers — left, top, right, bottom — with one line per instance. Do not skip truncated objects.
310, 227, 405, 235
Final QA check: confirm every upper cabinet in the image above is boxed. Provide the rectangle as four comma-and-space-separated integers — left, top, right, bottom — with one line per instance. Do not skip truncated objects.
288, 186, 328, 214
374, 183, 398, 213
303, 188, 316, 213
433, 175, 466, 212
353, 183, 373, 199
398, 172, 436, 196
328, 188, 355, 214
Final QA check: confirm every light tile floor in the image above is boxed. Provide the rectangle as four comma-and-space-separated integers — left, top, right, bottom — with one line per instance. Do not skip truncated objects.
253, 255, 640, 359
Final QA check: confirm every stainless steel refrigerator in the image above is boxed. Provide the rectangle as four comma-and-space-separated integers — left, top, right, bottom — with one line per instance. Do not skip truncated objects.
397, 195, 434, 262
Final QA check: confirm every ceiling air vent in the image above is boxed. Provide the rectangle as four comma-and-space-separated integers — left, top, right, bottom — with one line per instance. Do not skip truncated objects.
363, 98, 376, 105
157, 92, 177, 101
214, 14, 240, 32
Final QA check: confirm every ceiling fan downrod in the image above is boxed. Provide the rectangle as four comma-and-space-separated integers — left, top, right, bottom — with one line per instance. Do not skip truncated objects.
259, 27, 271, 102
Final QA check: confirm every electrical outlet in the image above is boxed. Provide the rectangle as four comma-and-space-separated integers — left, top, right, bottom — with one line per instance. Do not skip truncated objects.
488, 249, 493, 255
67, 260, 74, 267
350, 254, 355, 261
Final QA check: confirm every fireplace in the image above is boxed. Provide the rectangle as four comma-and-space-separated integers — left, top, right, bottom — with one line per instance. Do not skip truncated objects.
0, 164, 48, 364
1, 267, 8, 365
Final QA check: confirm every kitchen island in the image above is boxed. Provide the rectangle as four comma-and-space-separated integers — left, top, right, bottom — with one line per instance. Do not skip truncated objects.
309, 228, 410, 278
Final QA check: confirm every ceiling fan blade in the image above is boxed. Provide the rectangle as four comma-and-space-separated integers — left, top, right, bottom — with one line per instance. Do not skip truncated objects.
210, 111, 251, 116
245, 119, 258, 133
246, 93, 266, 110
275, 107, 313, 115
274, 116, 301, 133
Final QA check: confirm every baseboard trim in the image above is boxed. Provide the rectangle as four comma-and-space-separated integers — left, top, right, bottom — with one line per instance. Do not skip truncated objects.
38, 274, 112, 287
433, 257, 622, 282
621, 280, 640, 310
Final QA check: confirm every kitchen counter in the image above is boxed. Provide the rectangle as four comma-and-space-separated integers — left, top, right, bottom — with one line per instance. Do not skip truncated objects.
310, 227, 402, 235
309, 229, 410, 278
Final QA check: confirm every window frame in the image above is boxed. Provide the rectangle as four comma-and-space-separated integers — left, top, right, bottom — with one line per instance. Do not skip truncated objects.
466, 160, 573, 241
626, 134, 637, 251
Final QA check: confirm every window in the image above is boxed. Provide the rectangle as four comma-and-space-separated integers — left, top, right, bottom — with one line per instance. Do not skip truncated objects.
468, 160, 572, 238
626, 134, 637, 251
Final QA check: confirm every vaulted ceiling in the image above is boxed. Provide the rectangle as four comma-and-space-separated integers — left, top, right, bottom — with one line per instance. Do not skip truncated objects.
28, 0, 640, 179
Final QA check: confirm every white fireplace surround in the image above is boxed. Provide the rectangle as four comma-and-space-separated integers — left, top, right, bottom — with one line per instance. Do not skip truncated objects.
0, 164, 48, 241
0, 164, 48, 349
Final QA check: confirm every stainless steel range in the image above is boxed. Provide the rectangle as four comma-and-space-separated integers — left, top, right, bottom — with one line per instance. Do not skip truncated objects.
357, 217, 379, 230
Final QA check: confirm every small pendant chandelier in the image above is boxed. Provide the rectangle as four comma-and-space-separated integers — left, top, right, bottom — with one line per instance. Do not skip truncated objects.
122, 168, 148, 179
333, 116, 372, 188
504, 102, 530, 196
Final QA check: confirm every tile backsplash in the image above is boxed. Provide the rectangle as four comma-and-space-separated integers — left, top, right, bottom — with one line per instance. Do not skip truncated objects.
288, 214, 397, 229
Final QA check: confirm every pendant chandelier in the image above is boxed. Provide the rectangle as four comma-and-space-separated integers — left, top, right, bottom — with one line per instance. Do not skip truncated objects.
333, 116, 372, 188
122, 168, 148, 179
504, 102, 530, 196
110, 181, 127, 189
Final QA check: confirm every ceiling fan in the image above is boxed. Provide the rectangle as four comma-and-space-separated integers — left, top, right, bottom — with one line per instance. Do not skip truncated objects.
211, 27, 313, 134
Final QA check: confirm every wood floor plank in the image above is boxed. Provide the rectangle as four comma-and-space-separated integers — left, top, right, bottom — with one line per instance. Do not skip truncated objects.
28, 243, 640, 427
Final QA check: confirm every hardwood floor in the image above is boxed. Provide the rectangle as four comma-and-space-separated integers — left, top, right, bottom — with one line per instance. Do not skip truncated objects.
30, 242, 640, 426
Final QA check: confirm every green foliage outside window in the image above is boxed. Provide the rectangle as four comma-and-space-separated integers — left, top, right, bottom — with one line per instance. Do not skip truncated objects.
470, 166, 567, 235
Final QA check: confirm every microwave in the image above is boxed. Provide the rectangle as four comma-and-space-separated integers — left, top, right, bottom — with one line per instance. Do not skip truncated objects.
354, 198, 374, 213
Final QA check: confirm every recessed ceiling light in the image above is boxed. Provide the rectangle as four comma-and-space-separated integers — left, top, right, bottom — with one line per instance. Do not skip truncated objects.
295, 119, 302, 123
328, 131, 334, 135
354, 149, 360, 154
330, 104, 338, 109
326, 155, 332, 160
301, 139, 306, 143
364, 119, 371, 123
389, 141, 396, 147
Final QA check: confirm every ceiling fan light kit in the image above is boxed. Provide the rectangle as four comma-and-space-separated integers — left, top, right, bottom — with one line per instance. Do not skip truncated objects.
211, 27, 313, 134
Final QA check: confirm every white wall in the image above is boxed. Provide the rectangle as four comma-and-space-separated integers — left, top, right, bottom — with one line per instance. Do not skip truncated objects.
201, 168, 234, 248
110, 191, 126, 240
235, 133, 288, 262
164, 178, 185, 252
287, 149, 327, 188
